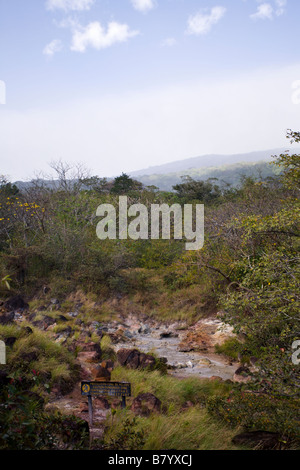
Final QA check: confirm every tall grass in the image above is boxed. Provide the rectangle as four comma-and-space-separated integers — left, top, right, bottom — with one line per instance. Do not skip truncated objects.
112, 366, 232, 408
1, 324, 78, 393
104, 367, 241, 450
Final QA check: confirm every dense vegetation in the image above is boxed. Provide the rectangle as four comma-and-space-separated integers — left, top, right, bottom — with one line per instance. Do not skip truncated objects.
0, 130, 299, 449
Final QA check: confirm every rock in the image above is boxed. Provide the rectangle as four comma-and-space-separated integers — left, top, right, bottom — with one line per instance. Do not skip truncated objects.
111, 398, 122, 409
49, 299, 61, 311
90, 322, 104, 339
131, 393, 161, 417
57, 325, 73, 336
123, 330, 134, 339
32, 315, 56, 330
22, 326, 33, 335
108, 328, 129, 344
178, 345, 195, 352
67, 311, 79, 318
139, 352, 156, 369
159, 357, 168, 364
138, 324, 151, 335
198, 358, 212, 366
0, 311, 15, 325
77, 342, 102, 360
100, 360, 114, 372
5, 337, 17, 347
178, 330, 210, 353
233, 366, 252, 383
116, 348, 156, 370
94, 397, 110, 409
77, 351, 101, 363
55, 335, 68, 345
91, 365, 111, 382
186, 361, 193, 368
175, 363, 186, 369
209, 376, 223, 382
79, 402, 89, 413
3, 295, 29, 312
14, 313, 23, 320
124, 349, 140, 369
117, 348, 136, 366
79, 364, 93, 381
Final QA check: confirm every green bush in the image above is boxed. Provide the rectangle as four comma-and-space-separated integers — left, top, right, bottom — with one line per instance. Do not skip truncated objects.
207, 392, 300, 444
0, 377, 89, 450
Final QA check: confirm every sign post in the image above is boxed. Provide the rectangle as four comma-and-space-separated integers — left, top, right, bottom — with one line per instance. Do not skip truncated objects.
81, 381, 131, 426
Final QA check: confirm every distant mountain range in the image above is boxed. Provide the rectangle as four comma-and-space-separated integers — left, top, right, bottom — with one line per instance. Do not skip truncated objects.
129, 148, 294, 177
13, 147, 300, 192
127, 147, 300, 191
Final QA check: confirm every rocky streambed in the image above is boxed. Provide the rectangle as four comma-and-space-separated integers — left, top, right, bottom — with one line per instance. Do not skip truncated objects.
106, 314, 239, 381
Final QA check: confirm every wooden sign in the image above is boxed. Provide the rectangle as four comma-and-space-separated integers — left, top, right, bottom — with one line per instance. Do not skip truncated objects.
81, 381, 131, 426
81, 381, 131, 398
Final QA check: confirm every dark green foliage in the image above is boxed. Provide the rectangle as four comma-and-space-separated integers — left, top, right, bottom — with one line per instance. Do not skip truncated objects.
103, 417, 145, 450
173, 176, 221, 203
110, 173, 143, 194
0, 375, 89, 450
207, 393, 300, 442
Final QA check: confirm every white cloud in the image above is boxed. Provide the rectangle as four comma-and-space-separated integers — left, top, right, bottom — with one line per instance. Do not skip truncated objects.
250, 3, 274, 20
70, 21, 139, 52
43, 39, 63, 56
131, 0, 155, 13
250, 1, 287, 21
46, 0, 95, 12
275, 0, 287, 16
187, 6, 226, 36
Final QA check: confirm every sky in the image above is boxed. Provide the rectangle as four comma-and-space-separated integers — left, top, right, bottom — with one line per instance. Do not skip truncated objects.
0, 0, 300, 181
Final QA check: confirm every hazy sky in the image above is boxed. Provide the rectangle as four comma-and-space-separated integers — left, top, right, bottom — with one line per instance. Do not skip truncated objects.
0, 0, 300, 181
